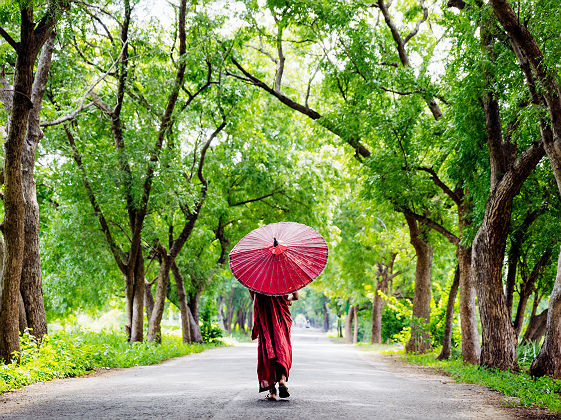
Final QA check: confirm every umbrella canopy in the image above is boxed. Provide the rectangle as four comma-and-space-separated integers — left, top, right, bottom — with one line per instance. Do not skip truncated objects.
229, 222, 328, 296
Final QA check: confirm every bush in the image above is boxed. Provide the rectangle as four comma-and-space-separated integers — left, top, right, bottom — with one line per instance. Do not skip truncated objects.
381, 306, 408, 343
200, 300, 223, 343
0, 328, 222, 394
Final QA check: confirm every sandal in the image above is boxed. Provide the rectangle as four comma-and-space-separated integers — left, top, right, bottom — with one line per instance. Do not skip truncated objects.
278, 384, 290, 398
265, 385, 277, 400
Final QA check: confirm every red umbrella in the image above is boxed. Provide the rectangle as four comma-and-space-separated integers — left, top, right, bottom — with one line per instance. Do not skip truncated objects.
229, 222, 329, 296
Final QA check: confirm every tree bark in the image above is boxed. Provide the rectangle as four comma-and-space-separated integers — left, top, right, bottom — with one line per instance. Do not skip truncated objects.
147, 255, 171, 343
130, 252, 145, 342
18, 292, 27, 334
19, 32, 56, 342
523, 309, 547, 343
404, 214, 433, 353
188, 290, 202, 325
352, 305, 359, 344
0, 9, 43, 363
371, 282, 384, 344
226, 289, 234, 334
457, 245, 480, 363
530, 249, 561, 378
247, 304, 254, 332
171, 262, 192, 343
144, 281, 155, 322
188, 305, 203, 343
344, 303, 354, 344
322, 297, 329, 332
217, 295, 226, 330
437, 267, 460, 360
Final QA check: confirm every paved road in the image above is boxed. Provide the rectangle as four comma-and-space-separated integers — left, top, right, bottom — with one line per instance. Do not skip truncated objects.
0, 329, 539, 419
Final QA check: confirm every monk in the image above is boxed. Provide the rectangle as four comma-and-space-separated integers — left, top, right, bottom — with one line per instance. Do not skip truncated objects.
250, 290, 299, 400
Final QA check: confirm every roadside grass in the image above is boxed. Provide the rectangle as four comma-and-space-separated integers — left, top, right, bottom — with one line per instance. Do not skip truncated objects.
401, 349, 561, 413
0, 329, 224, 394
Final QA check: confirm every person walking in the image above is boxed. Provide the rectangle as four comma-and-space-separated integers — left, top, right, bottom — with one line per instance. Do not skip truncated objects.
251, 290, 299, 400
228, 222, 328, 399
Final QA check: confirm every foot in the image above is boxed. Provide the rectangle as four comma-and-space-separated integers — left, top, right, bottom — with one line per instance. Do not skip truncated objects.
265, 385, 277, 400
278, 381, 290, 398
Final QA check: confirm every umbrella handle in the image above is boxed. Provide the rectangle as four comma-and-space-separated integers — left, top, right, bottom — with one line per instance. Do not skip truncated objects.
273, 237, 278, 247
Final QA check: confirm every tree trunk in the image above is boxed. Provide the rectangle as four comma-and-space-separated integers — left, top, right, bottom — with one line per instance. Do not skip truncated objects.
323, 298, 330, 332
128, 252, 145, 343
437, 266, 460, 360
19, 32, 56, 343
472, 224, 518, 370
0, 21, 37, 363
530, 248, 561, 378
344, 303, 354, 344
404, 214, 433, 354
352, 305, 358, 344
188, 290, 201, 325
18, 292, 27, 334
457, 245, 480, 364
217, 295, 226, 330
147, 256, 171, 342
171, 262, 192, 343
371, 280, 385, 344
236, 307, 245, 332
247, 304, 254, 332
144, 281, 155, 322
514, 252, 551, 337
188, 305, 203, 343
225, 289, 234, 334
523, 309, 547, 343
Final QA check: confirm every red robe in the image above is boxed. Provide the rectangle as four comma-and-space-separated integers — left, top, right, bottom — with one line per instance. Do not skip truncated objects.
252, 293, 293, 392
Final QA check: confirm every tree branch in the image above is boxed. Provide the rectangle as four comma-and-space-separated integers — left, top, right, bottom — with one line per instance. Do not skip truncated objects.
403, 0, 429, 44
229, 190, 277, 207
273, 15, 285, 93
65, 125, 126, 273
377, 0, 409, 66
416, 166, 462, 206
0, 26, 19, 51
169, 121, 227, 259
230, 56, 321, 119
41, 102, 95, 127
401, 207, 460, 246
89, 90, 114, 116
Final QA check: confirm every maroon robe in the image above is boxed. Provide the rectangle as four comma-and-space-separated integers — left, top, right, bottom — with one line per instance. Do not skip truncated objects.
252, 293, 293, 392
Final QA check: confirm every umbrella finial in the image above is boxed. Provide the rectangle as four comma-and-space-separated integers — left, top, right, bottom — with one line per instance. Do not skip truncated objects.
273, 237, 278, 247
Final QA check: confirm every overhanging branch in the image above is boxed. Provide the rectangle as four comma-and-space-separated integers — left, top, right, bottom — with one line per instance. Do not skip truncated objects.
0, 26, 19, 51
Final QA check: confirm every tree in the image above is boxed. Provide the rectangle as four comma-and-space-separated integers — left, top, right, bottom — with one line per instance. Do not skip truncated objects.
0, 0, 67, 362
44, 0, 220, 341
488, 0, 561, 379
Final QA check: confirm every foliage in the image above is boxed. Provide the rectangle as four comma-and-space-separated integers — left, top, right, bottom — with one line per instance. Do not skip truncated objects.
381, 306, 408, 343
0, 329, 222, 394
200, 300, 223, 344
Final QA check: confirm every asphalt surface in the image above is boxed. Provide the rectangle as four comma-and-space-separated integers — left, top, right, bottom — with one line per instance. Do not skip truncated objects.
0, 328, 544, 419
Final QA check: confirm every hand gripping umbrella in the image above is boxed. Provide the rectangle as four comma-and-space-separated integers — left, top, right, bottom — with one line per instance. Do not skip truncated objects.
228, 222, 329, 296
